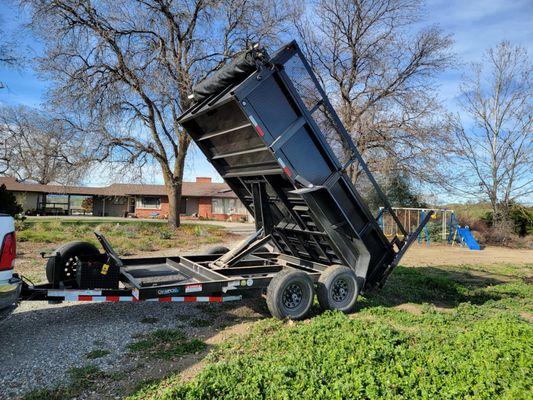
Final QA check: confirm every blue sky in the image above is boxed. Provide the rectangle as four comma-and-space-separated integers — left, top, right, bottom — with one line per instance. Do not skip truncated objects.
425, 0, 532, 110
0, 0, 532, 187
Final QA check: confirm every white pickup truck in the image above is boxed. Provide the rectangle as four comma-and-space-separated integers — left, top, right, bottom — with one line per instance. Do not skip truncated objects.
0, 214, 21, 319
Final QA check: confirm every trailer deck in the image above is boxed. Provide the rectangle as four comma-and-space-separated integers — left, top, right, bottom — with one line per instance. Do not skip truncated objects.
20, 243, 327, 305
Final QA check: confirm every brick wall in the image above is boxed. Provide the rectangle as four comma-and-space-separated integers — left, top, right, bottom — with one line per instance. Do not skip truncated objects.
134, 194, 248, 221
198, 197, 212, 218
211, 213, 248, 221
135, 196, 169, 219
195, 177, 212, 183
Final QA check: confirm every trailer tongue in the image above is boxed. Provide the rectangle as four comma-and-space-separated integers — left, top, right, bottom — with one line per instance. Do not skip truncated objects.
19, 41, 431, 320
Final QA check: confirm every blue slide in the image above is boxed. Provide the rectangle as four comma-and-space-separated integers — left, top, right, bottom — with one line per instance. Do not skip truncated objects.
456, 227, 481, 250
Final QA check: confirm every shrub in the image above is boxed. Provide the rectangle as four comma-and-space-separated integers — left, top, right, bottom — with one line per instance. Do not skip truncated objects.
459, 214, 489, 235
0, 183, 23, 217
482, 203, 533, 237
474, 218, 512, 247
159, 230, 172, 240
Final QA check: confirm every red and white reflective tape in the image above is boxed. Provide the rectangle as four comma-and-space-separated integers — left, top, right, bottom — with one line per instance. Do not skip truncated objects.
47, 290, 242, 303
72, 295, 139, 302
277, 157, 292, 177
249, 115, 265, 137
144, 296, 241, 303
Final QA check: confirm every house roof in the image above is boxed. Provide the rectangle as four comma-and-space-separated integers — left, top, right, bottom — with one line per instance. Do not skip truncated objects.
0, 176, 237, 198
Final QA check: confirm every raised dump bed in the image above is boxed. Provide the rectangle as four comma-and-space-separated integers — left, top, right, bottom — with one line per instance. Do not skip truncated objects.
15, 41, 431, 321
178, 41, 431, 293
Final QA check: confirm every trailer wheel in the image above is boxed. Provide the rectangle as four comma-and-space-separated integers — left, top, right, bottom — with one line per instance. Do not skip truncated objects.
46, 241, 100, 286
205, 246, 230, 255
317, 265, 359, 313
266, 269, 314, 320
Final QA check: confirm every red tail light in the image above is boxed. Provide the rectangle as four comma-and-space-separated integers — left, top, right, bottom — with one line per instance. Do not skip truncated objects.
0, 232, 16, 270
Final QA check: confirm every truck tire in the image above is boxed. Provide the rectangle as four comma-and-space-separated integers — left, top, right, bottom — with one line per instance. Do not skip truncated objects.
46, 241, 100, 286
317, 265, 359, 313
205, 246, 230, 255
266, 269, 314, 320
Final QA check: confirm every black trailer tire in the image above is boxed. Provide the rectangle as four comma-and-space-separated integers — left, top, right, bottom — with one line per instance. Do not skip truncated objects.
46, 241, 100, 285
205, 246, 230, 255
317, 265, 359, 313
266, 269, 314, 320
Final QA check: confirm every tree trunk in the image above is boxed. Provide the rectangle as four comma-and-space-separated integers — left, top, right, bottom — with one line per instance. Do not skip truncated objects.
167, 182, 182, 229
168, 127, 191, 229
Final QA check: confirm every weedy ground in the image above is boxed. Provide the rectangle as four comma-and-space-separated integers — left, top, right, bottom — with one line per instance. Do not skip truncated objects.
23, 365, 117, 400
14, 219, 229, 282
127, 328, 207, 360
128, 262, 532, 400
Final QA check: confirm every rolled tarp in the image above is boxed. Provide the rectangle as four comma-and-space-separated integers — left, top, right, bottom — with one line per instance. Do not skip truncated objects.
192, 47, 267, 102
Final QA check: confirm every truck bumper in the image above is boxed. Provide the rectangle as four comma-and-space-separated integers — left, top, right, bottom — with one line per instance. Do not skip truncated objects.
0, 270, 22, 319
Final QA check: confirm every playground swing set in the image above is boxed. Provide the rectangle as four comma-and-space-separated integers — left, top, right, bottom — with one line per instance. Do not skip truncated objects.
378, 207, 481, 250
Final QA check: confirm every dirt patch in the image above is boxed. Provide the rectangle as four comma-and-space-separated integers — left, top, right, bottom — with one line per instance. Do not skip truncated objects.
394, 303, 454, 315
179, 320, 257, 382
14, 241, 56, 283
395, 303, 423, 315
520, 312, 533, 323
401, 243, 533, 267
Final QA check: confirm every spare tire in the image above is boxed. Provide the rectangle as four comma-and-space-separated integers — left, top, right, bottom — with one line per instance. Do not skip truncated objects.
46, 241, 100, 286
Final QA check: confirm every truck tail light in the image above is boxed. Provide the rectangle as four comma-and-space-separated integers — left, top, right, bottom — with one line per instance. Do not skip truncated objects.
0, 232, 16, 270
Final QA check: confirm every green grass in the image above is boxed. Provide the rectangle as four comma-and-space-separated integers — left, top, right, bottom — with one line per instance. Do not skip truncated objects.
129, 263, 533, 400
85, 349, 111, 359
16, 219, 227, 256
445, 202, 492, 220
127, 328, 207, 360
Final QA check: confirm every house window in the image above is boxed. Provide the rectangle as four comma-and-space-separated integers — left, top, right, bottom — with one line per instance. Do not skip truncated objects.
137, 196, 161, 209
212, 198, 224, 214
111, 196, 127, 205
212, 198, 246, 214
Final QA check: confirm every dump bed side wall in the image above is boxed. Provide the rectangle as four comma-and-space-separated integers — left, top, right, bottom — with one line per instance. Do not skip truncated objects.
238, 70, 394, 277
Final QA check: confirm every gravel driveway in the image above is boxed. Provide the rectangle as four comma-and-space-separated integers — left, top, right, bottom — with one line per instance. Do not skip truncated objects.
0, 295, 265, 398
0, 232, 261, 399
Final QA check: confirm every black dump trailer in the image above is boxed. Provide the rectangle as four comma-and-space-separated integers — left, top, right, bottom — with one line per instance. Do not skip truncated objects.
18, 41, 431, 320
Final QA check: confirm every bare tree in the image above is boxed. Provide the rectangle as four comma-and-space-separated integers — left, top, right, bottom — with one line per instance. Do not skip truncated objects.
295, 0, 454, 188
0, 18, 22, 89
451, 41, 532, 223
0, 33, 17, 69
23, 0, 296, 227
0, 105, 92, 184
